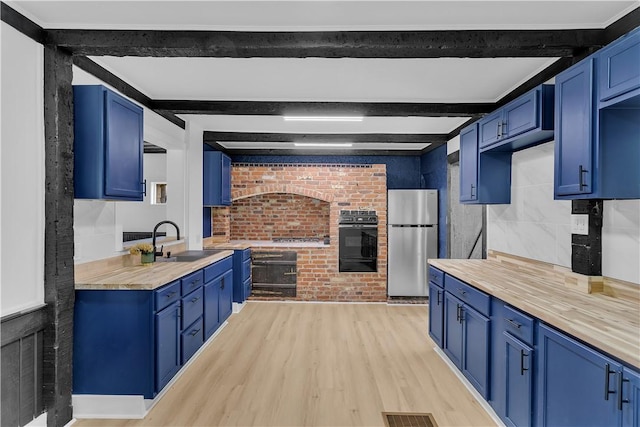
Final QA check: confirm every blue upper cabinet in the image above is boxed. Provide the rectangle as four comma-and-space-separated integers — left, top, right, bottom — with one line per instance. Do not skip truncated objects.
554, 59, 594, 197
554, 27, 640, 200
459, 123, 512, 204
203, 151, 232, 206
598, 28, 640, 105
479, 85, 554, 153
73, 85, 144, 201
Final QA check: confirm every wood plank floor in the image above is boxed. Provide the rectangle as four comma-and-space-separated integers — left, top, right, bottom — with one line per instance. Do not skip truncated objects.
74, 302, 496, 427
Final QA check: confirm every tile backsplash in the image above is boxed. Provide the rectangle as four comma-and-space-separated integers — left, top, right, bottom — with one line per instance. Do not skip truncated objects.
487, 141, 640, 284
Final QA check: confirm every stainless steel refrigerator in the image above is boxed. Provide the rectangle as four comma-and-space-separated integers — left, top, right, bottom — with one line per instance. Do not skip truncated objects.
387, 189, 438, 296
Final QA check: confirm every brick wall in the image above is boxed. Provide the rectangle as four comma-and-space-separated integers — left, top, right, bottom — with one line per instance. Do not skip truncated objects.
227, 163, 388, 302
230, 194, 330, 240
211, 207, 230, 240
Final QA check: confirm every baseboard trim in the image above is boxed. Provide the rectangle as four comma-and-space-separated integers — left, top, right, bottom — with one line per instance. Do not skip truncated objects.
433, 346, 506, 427
232, 301, 245, 313
72, 319, 230, 419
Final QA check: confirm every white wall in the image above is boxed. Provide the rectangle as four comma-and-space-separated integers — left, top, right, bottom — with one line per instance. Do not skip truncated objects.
487, 141, 640, 284
0, 23, 46, 316
115, 153, 168, 232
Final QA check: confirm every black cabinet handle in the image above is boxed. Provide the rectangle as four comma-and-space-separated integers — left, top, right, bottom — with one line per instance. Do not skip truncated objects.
458, 289, 467, 296
458, 305, 464, 324
579, 165, 588, 191
618, 373, 630, 410
506, 318, 522, 329
436, 290, 441, 305
604, 363, 616, 400
221, 282, 225, 290
498, 121, 503, 138
456, 304, 461, 322
142, 179, 147, 196
470, 184, 475, 198
190, 328, 200, 336
166, 291, 177, 298
520, 350, 529, 376
191, 297, 200, 303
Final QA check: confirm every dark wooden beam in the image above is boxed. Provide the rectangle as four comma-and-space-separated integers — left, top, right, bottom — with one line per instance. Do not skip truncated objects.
0, 2, 46, 44
225, 148, 423, 156
419, 141, 447, 155
72, 56, 186, 129
43, 43, 74, 427
47, 29, 604, 58
154, 100, 493, 117
203, 131, 447, 144
604, 6, 640, 43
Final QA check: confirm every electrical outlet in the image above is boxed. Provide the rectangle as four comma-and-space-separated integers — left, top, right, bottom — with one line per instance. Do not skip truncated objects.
571, 214, 589, 235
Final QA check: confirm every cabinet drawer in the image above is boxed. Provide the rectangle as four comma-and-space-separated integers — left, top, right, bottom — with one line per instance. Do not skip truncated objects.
181, 270, 204, 295
204, 256, 233, 283
182, 287, 204, 328
428, 265, 444, 288
241, 248, 251, 261
181, 317, 204, 364
242, 258, 251, 281
503, 304, 535, 346
244, 277, 252, 299
444, 274, 490, 317
155, 280, 181, 311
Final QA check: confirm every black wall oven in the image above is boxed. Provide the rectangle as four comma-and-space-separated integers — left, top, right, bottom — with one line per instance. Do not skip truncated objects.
338, 210, 378, 272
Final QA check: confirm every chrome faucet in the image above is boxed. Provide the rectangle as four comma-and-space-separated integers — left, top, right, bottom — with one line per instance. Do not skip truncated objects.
152, 220, 180, 260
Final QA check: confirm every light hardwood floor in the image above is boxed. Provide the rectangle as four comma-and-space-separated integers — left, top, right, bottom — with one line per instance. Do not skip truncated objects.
74, 302, 496, 427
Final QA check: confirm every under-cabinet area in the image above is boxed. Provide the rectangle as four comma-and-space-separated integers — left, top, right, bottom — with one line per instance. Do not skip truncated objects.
429, 252, 640, 427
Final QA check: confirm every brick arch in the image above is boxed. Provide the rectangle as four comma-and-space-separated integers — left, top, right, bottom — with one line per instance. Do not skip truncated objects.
232, 184, 335, 203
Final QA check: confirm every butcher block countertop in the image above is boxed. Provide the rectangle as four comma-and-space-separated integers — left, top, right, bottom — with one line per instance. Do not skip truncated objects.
75, 250, 234, 291
429, 252, 640, 368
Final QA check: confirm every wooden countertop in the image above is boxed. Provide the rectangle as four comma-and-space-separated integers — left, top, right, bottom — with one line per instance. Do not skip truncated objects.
75, 250, 234, 290
429, 254, 640, 368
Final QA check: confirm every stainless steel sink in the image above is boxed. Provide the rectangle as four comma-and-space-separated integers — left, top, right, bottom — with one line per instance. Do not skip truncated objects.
172, 249, 225, 262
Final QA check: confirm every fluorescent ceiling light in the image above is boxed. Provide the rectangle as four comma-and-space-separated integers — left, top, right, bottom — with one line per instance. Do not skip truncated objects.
294, 143, 353, 148
283, 116, 363, 122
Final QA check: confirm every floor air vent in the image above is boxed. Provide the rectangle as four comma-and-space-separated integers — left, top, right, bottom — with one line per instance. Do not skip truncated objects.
382, 412, 439, 427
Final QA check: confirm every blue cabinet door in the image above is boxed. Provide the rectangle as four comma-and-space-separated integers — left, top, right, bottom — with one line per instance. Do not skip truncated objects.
204, 278, 221, 339
462, 303, 490, 399
536, 323, 621, 427
504, 333, 533, 427
503, 90, 538, 140
459, 124, 479, 202
554, 59, 594, 196
155, 301, 181, 392
73, 85, 144, 201
428, 282, 444, 348
219, 270, 234, 323
203, 151, 232, 206
104, 90, 144, 199
623, 367, 640, 427
221, 153, 232, 205
478, 110, 503, 149
599, 29, 640, 103
443, 292, 463, 369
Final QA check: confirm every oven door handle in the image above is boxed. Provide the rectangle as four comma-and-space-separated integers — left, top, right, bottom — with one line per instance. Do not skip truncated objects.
338, 224, 378, 228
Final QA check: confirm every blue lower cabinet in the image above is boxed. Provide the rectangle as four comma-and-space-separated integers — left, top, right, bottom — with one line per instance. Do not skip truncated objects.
623, 368, 640, 427
232, 249, 252, 303
504, 332, 533, 427
462, 304, 490, 399
428, 281, 444, 348
219, 270, 234, 323
204, 278, 221, 339
536, 323, 622, 427
444, 292, 464, 369
443, 290, 490, 398
155, 301, 181, 391
181, 287, 204, 329
181, 317, 204, 364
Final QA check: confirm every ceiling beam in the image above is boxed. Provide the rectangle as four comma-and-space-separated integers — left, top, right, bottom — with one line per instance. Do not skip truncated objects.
226, 149, 424, 156
154, 100, 492, 117
203, 131, 448, 144
47, 29, 605, 58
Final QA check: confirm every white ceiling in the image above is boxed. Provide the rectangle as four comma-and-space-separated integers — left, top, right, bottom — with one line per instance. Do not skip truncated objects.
9, 0, 640, 152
